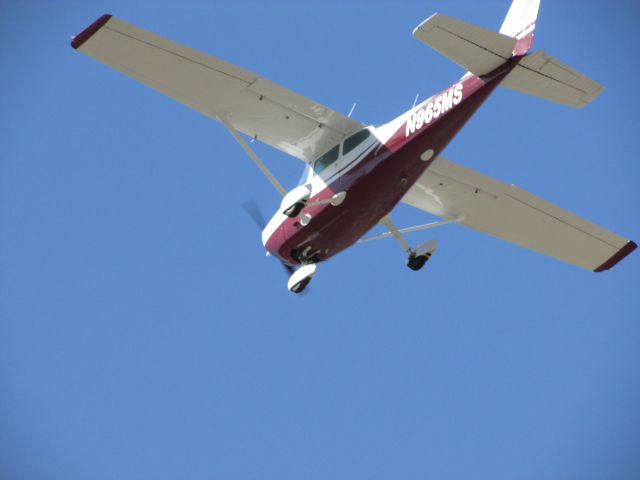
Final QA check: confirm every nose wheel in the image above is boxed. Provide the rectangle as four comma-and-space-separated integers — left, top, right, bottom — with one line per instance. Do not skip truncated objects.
287, 263, 317, 293
290, 277, 311, 293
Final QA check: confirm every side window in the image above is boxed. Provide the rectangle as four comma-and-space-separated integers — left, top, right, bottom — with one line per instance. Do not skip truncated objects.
313, 145, 340, 175
343, 129, 371, 156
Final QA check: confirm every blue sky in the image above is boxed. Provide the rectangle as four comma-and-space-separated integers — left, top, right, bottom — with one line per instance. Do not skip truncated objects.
2, 1, 639, 479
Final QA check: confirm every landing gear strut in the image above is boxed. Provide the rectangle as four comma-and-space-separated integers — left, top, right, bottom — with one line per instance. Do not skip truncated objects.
378, 215, 438, 271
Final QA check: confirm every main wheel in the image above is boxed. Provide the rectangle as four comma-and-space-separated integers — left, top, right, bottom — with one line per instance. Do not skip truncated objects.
406, 253, 431, 271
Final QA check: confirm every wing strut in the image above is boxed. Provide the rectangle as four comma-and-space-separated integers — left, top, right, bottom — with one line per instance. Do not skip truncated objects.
358, 215, 464, 244
221, 119, 287, 197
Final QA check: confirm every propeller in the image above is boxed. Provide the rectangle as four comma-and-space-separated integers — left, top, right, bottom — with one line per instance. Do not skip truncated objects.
243, 200, 267, 231
242, 201, 294, 275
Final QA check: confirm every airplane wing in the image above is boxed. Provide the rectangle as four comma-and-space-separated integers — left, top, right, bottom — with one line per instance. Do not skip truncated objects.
402, 157, 636, 271
71, 15, 364, 162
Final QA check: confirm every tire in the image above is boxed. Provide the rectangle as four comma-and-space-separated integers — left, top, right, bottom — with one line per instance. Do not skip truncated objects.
290, 277, 311, 293
407, 253, 430, 271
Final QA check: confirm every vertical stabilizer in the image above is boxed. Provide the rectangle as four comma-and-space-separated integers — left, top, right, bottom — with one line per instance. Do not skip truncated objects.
499, 0, 540, 54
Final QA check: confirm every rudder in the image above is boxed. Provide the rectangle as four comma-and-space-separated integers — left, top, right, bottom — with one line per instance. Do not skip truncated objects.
499, 0, 540, 54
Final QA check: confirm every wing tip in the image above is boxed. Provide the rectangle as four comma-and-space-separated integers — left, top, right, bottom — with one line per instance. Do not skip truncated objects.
70, 14, 112, 50
594, 240, 637, 272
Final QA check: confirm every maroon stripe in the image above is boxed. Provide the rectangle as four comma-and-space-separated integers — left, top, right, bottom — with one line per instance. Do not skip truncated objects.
594, 240, 637, 272
71, 14, 112, 50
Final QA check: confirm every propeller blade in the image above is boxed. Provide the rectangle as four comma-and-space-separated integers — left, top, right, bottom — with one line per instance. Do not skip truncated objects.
242, 200, 304, 290
242, 200, 267, 229
281, 262, 294, 275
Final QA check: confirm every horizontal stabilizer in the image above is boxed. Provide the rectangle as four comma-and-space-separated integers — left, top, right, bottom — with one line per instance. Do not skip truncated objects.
413, 13, 516, 76
402, 157, 636, 271
501, 51, 604, 107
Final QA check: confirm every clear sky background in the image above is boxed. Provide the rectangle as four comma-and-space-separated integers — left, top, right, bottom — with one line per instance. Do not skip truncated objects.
2, 1, 639, 479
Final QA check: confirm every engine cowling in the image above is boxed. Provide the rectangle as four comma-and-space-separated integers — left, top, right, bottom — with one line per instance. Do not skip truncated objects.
281, 184, 312, 217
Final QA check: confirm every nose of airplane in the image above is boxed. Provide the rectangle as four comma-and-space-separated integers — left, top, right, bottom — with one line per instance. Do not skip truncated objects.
262, 211, 285, 252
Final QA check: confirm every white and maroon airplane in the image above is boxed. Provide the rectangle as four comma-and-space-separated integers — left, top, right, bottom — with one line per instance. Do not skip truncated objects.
72, 0, 635, 293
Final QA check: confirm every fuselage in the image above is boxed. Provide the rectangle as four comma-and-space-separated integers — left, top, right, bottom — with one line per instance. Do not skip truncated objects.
263, 63, 516, 266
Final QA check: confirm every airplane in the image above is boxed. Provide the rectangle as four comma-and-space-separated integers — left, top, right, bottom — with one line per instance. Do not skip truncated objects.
72, 0, 635, 293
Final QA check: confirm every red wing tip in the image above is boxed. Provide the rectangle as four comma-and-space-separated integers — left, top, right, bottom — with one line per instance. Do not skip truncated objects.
71, 14, 112, 50
594, 240, 637, 272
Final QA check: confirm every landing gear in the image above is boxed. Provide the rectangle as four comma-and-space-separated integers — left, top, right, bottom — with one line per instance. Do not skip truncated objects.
287, 263, 317, 294
406, 238, 437, 271
378, 216, 438, 272
407, 252, 432, 271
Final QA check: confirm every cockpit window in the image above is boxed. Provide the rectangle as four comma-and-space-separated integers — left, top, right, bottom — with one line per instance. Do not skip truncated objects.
313, 144, 340, 175
343, 129, 371, 156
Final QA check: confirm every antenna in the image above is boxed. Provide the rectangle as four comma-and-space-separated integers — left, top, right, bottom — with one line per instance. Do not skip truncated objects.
347, 103, 357, 118
412, 93, 420, 108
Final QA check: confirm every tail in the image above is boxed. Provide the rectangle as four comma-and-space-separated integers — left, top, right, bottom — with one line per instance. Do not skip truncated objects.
499, 0, 540, 55
413, 0, 603, 108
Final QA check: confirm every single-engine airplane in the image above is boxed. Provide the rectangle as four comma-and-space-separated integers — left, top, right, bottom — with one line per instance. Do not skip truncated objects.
72, 0, 636, 293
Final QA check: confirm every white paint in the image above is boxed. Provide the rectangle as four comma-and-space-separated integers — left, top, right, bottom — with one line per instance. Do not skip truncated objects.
405, 84, 464, 137
330, 191, 347, 206
280, 184, 311, 211
414, 239, 438, 258
499, 0, 540, 38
